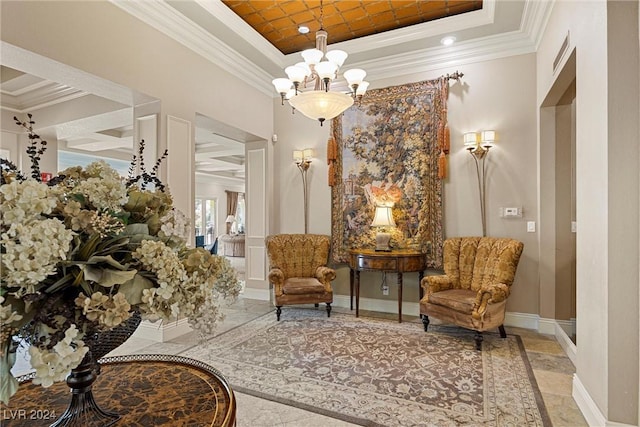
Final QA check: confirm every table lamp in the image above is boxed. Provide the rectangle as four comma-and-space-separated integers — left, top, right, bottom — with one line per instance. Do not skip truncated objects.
371, 205, 396, 251
225, 215, 236, 234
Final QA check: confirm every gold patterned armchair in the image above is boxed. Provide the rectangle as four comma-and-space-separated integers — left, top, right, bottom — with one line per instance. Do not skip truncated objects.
266, 234, 336, 321
420, 237, 524, 350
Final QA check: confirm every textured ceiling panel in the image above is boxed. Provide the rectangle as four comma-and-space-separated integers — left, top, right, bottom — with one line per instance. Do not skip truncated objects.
221, 1, 483, 54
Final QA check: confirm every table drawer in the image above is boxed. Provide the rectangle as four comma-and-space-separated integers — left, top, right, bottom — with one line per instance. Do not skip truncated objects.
358, 257, 397, 270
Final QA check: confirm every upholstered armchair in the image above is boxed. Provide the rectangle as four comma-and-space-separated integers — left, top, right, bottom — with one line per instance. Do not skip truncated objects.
420, 237, 524, 350
266, 234, 336, 321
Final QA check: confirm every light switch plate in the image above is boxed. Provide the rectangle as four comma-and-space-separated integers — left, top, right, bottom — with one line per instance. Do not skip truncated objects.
527, 221, 536, 232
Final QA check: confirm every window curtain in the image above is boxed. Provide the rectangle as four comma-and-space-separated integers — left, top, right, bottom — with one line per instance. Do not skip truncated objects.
226, 191, 239, 234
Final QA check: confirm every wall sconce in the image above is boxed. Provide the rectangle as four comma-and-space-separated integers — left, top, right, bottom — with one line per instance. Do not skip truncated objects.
293, 148, 313, 233
371, 205, 396, 251
463, 130, 497, 237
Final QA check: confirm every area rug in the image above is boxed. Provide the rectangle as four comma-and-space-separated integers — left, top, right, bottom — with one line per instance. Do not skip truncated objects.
183, 309, 550, 427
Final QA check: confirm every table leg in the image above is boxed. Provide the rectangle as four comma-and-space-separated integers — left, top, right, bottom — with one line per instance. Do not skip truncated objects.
349, 268, 354, 310
355, 270, 360, 318
398, 272, 403, 323
418, 270, 424, 300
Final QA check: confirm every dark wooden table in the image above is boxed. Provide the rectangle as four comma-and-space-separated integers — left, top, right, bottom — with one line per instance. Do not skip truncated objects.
1, 354, 236, 427
349, 248, 427, 323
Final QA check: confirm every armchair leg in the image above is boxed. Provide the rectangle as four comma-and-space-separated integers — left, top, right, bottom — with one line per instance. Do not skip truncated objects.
474, 331, 483, 350
498, 324, 507, 338
326, 303, 332, 318
422, 316, 430, 332
276, 306, 282, 321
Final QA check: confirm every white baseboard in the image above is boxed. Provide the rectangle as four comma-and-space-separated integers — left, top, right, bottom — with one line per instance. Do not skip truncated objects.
242, 286, 270, 301
554, 322, 577, 365
573, 374, 607, 427
132, 318, 192, 342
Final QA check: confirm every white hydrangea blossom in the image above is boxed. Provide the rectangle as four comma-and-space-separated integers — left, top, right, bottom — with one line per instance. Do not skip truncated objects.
134, 240, 187, 321
1, 218, 74, 292
29, 325, 88, 388
0, 179, 57, 225
84, 160, 121, 181
72, 176, 128, 212
158, 208, 190, 241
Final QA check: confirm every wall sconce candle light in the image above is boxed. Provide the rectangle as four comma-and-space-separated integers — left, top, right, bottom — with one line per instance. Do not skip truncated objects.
464, 130, 496, 237
294, 148, 313, 233
371, 205, 396, 251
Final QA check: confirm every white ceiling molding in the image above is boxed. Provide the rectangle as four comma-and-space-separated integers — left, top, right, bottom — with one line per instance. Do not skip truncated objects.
1, 42, 138, 107
110, 0, 274, 96
322, 1, 496, 56
520, 0, 555, 49
351, 30, 537, 83
193, 0, 284, 67
111, 0, 552, 101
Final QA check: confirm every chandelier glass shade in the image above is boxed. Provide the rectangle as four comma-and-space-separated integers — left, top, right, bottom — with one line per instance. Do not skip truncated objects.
287, 91, 354, 125
272, 4, 368, 126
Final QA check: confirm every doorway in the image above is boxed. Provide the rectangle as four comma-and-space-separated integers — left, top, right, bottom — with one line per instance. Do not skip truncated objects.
540, 50, 577, 350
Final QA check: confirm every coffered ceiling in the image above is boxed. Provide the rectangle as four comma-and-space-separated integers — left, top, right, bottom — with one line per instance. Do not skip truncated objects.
220, 0, 483, 55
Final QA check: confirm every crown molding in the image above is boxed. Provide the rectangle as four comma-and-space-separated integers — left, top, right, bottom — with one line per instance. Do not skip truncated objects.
348, 30, 536, 83
111, 0, 551, 100
194, 0, 285, 67
326, 0, 496, 56
109, 0, 274, 96
520, 0, 555, 49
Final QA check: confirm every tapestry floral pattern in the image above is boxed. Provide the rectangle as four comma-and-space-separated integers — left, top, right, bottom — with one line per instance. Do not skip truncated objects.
331, 79, 445, 267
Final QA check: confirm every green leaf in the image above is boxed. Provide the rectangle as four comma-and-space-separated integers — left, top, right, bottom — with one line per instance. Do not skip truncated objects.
85, 255, 127, 270
125, 223, 150, 236
81, 266, 137, 288
119, 274, 154, 305
0, 346, 18, 405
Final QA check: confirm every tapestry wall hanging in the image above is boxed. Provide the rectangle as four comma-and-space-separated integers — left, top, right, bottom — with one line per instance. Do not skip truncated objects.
330, 78, 452, 268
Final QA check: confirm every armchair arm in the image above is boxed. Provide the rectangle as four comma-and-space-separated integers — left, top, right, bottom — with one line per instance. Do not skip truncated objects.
420, 275, 454, 302
268, 267, 285, 297
315, 266, 336, 292
472, 283, 510, 319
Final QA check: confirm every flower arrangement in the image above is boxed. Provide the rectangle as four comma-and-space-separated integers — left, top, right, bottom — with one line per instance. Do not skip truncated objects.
0, 115, 241, 403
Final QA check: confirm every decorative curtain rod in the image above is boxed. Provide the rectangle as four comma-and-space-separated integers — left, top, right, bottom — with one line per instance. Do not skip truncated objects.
442, 71, 464, 81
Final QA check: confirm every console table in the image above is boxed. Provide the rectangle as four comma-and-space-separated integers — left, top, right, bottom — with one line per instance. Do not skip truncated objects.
349, 249, 427, 323
1, 354, 236, 426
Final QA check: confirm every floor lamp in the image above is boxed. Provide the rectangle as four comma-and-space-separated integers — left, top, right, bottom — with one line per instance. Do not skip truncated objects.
293, 149, 313, 233
464, 130, 496, 237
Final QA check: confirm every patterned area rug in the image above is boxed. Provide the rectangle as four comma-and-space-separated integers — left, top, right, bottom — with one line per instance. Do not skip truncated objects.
184, 309, 550, 426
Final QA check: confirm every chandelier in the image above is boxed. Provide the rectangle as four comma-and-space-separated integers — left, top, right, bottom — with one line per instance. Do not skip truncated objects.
272, 1, 369, 126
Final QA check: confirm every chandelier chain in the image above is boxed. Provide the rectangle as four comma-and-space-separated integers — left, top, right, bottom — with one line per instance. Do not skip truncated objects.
319, 0, 324, 30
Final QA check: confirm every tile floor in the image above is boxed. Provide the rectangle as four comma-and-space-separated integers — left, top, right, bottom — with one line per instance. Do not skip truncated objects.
103, 297, 586, 427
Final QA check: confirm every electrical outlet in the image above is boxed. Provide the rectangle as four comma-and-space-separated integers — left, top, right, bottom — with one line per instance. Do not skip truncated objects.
382, 285, 389, 296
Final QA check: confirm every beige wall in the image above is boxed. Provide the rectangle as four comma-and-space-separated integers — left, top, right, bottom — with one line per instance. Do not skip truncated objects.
273, 54, 540, 315
537, 0, 639, 424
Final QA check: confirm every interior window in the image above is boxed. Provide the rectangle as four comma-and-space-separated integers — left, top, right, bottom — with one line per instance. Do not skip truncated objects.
58, 151, 130, 176
195, 198, 217, 245
236, 193, 245, 234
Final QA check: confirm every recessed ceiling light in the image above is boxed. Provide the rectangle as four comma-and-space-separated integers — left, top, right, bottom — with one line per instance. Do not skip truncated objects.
298, 26, 310, 34
441, 36, 456, 46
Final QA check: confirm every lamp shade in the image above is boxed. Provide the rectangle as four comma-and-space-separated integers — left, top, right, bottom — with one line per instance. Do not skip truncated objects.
371, 206, 396, 227
288, 91, 354, 122
481, 130, 496, 147
225, 215, 236, 224
463, 132, 479, 149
